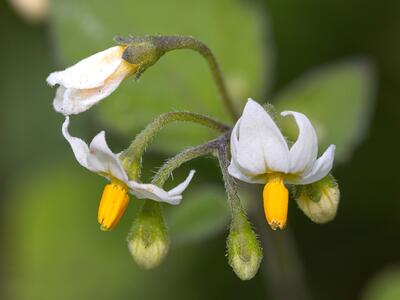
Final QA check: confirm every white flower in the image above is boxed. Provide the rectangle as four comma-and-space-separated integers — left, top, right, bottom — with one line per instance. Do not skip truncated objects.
47, 46, 138, 116
62, 117, 195, 230
228, 99, 335, 230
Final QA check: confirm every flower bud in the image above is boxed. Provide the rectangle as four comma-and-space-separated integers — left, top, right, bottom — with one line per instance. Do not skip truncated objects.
127, 201, 169, 269
227, 211, 262, 280
294, 175, 340, 224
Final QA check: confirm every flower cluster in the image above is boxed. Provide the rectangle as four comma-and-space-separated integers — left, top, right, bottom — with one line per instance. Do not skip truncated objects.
47, 35, 339, 279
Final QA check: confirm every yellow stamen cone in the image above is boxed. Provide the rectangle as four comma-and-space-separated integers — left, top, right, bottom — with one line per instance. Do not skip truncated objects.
263, 175, 289, 230
97, 182, 129, 231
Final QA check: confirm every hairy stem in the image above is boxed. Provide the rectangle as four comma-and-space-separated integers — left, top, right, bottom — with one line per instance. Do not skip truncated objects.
153, 35, 238, 120
215, 140, 246, 219
120, 111, 229, 179
152, 133, 229, 187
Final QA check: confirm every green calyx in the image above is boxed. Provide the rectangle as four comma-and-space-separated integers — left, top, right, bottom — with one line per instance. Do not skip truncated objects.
294, 174, 337, 203
227, 210, 263, 280
127, 200, 170, 269
115, 35, 164, 79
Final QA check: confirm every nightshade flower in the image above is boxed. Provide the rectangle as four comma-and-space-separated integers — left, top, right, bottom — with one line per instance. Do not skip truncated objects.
47, 46, 138, 115
228, 99, 335, 230
62, 117, 195, 230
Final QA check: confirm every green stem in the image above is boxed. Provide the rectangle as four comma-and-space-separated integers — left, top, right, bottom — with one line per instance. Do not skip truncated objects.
152, 133, 229, 187
153, 35, 239, 120
214, 139, 246, 219
120, 111, 229, 179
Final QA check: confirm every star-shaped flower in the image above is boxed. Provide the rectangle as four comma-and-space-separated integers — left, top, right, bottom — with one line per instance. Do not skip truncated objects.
228, 99, 335, 230
62, 117, 195, 230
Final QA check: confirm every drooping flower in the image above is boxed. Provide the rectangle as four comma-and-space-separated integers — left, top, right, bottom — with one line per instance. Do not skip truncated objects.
228, 99, 335, 230
47, 46, 138, 115
62, 117, 195, 230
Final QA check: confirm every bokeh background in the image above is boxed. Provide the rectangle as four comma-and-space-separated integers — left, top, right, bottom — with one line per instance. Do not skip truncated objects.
1, 0, 400, 299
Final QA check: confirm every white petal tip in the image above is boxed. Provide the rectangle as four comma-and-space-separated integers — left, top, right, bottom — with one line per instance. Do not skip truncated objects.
188, 169, 196, 178
169, 197, 182, 205
281, 110, 302, 117
46, 72, 60, 86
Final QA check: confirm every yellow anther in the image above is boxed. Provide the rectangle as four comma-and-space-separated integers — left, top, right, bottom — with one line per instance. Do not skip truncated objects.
263, 174, 289, 230
97, 181, 129, 231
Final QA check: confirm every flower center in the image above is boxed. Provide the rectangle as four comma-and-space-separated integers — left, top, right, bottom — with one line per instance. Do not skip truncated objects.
262, 174, 288, 230
97, 180, 129, 231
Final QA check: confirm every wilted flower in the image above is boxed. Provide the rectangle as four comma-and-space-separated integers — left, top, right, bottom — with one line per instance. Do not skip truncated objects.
47, 46, 138, 115
62, 117, 195, 230
228, 99, 335, 230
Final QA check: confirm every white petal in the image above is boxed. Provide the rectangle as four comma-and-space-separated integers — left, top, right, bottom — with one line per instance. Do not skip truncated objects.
230, 119, 255, 176
228, 159, 265, 184
53, 86, 66, 113
62, 117, 128, 182
47, 46, 124, 89
295, 145, 336, 185
127, 170, 196, 205
281, 111, 318, 174
54, 62, 130, 115
235, 99, 289, 175
87, 131, 128, 182
62, 116, 92, 170
167, 170, 196, 195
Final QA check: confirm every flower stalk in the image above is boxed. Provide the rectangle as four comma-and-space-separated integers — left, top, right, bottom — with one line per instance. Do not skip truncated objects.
216, 140, 262, 280
120, 111, 229, 180
117, 35, 239, 120
152, 133, 229, 187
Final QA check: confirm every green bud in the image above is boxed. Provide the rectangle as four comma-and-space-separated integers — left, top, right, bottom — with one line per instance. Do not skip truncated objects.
227, 210, 263, 280
294, 175, 340, 224
115, 35, 164, 78
127, 201, 170, 269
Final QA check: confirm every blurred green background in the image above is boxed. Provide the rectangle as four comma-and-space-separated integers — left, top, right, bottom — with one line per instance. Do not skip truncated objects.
1, 0, 400, 299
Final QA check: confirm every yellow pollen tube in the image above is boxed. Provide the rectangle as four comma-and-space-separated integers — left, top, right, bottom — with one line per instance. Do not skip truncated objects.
263, 174, 289, 230
97, 181, 129, 231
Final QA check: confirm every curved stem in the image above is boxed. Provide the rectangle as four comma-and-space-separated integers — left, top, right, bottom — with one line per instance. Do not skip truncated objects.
152, 133, 229, 187
153, 35, 239, 120
214, 139, 244, 217
120, 111, 229, 179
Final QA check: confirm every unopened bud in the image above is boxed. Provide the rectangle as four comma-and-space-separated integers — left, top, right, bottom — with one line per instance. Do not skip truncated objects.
294, 175, 340, 224
127, 201, 169, 269
227, 210, 262, 280
114, 36, 163, 78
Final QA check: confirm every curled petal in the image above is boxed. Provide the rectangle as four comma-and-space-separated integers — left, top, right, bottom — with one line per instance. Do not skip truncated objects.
235, 99, 289, 175
294, 145, 336, 185
62, 117, 128, 182
127, 170, 196, 205
62, 117, 91, 170
281, 111, 318, 174
167, 170, 196, 196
